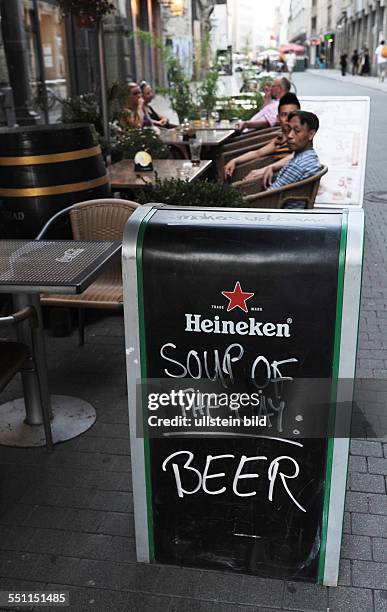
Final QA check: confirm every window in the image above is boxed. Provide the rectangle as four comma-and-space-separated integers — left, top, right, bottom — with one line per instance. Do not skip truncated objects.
311, 16, 317, 31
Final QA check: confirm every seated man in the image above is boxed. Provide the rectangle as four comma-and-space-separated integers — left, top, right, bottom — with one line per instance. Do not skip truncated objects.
224, 92, 300, 180
236, 77, 291, 131
267, 110, 321, 190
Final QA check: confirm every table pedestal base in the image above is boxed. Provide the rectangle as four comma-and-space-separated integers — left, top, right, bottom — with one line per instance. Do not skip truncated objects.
0, 395, 96, 447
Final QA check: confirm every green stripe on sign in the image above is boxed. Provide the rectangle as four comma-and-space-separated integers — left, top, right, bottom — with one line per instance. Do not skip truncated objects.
136, 209, 156, 562
318, 210, 348, 584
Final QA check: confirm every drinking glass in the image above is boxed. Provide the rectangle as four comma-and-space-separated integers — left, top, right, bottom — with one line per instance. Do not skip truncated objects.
200, 110, 207, 127
189, 139, 202, 165
211, 110, 220, 124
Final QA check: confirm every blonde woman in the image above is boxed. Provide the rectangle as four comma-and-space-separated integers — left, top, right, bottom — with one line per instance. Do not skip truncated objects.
119, 83, 145, 129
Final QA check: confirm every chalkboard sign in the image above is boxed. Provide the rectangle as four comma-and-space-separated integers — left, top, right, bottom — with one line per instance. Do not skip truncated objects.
123, 206, 364, 586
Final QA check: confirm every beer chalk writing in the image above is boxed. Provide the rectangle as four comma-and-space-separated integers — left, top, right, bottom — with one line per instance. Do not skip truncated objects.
161, 449, 306, 512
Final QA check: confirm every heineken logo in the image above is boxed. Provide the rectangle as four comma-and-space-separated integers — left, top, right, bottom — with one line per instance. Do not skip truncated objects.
184, 281, 292, 338
222, 281, 254, 313
185, 314, 291, 338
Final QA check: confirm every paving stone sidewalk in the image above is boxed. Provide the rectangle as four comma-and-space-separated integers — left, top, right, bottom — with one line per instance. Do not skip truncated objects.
0, 71, 386, 611
306, 68, 387, 94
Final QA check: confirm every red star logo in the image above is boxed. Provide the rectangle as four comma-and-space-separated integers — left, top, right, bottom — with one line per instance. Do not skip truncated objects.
221, 281, 254, 313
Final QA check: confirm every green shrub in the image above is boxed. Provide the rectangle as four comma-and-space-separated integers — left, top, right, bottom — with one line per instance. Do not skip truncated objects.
216, 92, 263, 122
58, 93, 109, 152
111, 128, 169, 162
196, 65, 220, 117
167, 56, 195, 122
135, 178, 244, 208
59, 93, 102, 130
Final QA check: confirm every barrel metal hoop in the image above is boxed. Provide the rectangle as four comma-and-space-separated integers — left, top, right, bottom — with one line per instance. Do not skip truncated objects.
0, 145, 102, 166
0, 175, 109, 197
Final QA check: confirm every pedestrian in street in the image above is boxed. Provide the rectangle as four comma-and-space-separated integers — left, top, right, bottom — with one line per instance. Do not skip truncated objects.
340, 53, 348, 76
360, 47, 370, 75
351, 49, 359, 75
374, 39, 387, 82
286, 51, 296, 80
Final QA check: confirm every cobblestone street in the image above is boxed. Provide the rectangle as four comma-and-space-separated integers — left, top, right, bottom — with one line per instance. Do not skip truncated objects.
0, 70, 386, 611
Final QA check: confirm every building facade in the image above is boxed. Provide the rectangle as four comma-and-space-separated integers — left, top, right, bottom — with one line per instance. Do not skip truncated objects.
0, 0, 179, 125
288, 0, 309, 44
336, 0, 387, 73
288, 0, 387, 71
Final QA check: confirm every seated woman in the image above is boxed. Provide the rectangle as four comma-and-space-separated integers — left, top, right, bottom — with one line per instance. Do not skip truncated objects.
140, 81, 176, 129
118, 82, 150, 130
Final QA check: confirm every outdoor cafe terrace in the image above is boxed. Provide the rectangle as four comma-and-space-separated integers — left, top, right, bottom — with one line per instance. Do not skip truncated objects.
0, 79, 384, 612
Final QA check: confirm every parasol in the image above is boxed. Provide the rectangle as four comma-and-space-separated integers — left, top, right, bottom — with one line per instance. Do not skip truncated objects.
280, 43, 305, 53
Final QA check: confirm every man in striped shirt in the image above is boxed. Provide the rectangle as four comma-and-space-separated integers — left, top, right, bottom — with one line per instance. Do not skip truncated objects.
267, 110, 321, 191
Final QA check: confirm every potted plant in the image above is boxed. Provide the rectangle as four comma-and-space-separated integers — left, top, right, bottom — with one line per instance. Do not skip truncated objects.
111, 128, 170, 162
196, 65, 220, 119
135, 178, 245, 208
58, 0, 116, 27
166, 56, 196, 123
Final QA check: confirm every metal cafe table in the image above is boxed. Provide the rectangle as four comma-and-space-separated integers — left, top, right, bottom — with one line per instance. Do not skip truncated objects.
0, 239, 121, 447
161, 128, 235, 148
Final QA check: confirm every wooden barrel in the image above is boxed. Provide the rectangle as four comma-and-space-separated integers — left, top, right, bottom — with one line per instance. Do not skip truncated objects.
0, 123, 110, 238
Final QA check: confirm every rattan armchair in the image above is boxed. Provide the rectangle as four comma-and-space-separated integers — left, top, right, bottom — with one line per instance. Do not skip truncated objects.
231, 125, 281, 143
232, 166, 328, 209
230, 155, 279, 183
40, 199, 139, 345
222, 128, 281, 154
219, 138, 277, 179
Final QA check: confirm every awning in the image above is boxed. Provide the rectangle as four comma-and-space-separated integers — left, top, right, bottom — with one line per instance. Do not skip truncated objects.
280, 43, 305, 53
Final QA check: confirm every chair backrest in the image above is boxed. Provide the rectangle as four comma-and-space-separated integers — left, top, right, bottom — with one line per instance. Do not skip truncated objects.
233, 166, 328, 209
231, 155, 279, 183
222, 129, 280, 154
231, 126, 280, 143
69, 199, 139, 241
36, 198, 139, 241
69, 199, 139, 287
219, 139, 275, 177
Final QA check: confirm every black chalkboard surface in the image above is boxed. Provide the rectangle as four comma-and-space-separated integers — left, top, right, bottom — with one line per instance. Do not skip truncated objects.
139, 211, 344, 581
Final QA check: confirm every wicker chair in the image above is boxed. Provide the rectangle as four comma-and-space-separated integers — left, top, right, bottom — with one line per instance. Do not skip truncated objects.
231, 154, 285, 183
40, 199, 139, 345
0, 306, 53, 450
231, 125, 281, 143
232, 166, 328, 209
219, 138, 277, 179
222, 129, 281, 154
